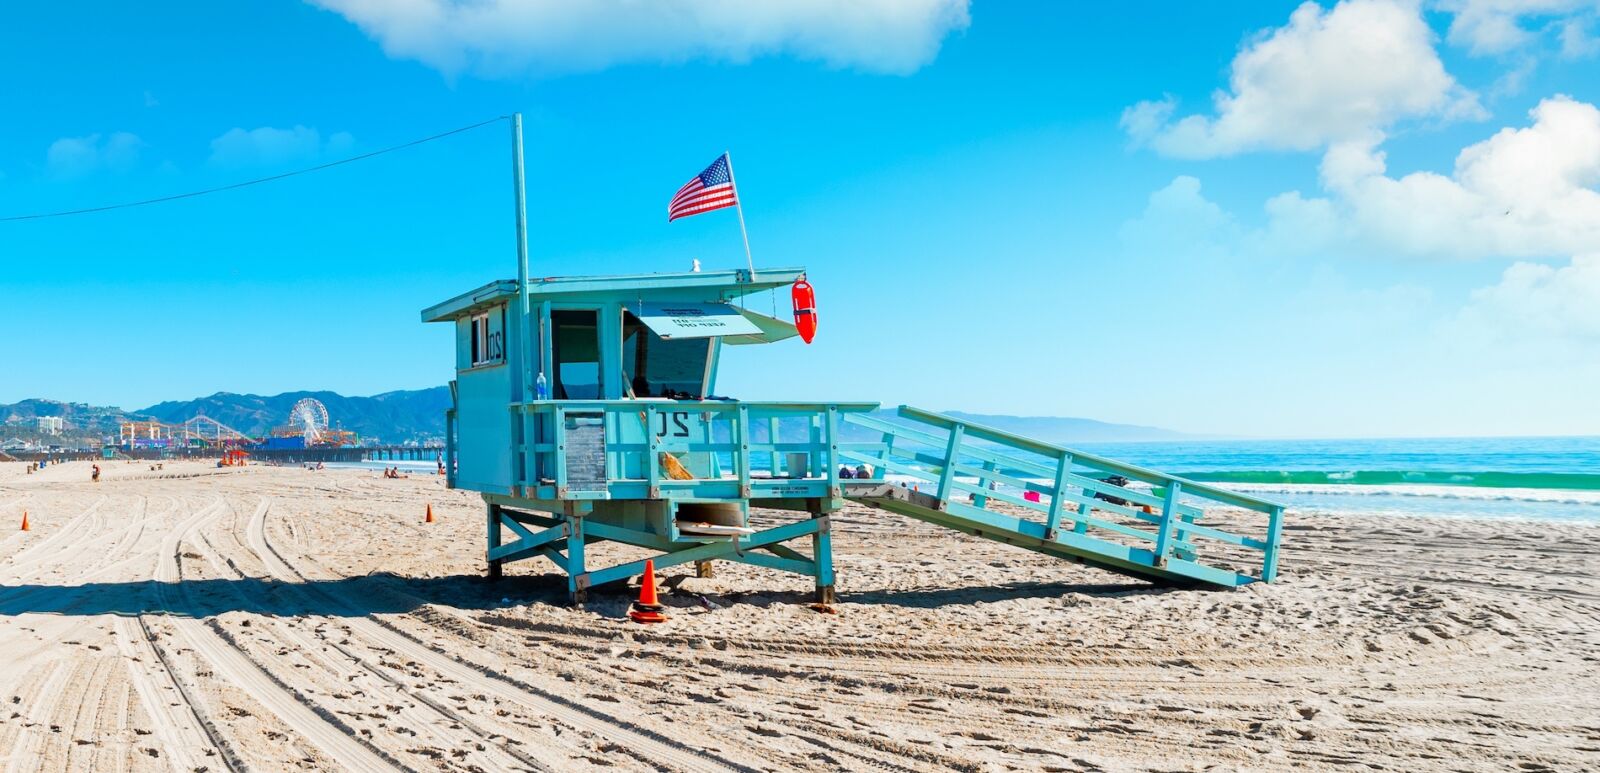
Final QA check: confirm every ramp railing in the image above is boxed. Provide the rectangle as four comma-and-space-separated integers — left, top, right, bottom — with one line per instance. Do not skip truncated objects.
841, 406, 1287, 584
510, 400, 880, 501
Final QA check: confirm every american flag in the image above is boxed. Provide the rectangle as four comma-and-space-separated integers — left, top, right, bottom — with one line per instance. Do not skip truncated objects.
668, 154, 738, 222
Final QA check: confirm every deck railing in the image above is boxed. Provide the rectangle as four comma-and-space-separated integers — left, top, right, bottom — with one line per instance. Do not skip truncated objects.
842, 407, 1288, 582
510, 400, 881, 501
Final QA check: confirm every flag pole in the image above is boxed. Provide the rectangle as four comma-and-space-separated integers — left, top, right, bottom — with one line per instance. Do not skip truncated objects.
513, 113, 533, 403
723, 151, 755, 275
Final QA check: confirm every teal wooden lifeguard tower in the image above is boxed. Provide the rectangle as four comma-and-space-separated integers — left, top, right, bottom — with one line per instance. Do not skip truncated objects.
422, 116, 1286, 605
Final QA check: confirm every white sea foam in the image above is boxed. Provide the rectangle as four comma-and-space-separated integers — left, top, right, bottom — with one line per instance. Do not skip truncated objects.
1222, 482, 1600, 507
879, 472, 1600, 521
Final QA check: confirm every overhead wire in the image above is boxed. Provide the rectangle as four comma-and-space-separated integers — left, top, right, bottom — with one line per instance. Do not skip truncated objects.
0, 114, 509, 223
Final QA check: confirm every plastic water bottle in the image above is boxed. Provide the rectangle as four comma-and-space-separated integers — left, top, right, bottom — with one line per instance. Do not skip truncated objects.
535, 372, 549, 400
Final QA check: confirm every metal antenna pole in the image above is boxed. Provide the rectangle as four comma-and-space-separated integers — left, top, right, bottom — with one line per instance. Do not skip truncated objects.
724, 151, 755, 275
513, 113, 533, 402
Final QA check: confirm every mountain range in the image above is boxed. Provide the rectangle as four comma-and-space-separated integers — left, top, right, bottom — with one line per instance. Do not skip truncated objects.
939, 411, 1193, 444
1, 388, 451, 446
1, 389, 1193, 447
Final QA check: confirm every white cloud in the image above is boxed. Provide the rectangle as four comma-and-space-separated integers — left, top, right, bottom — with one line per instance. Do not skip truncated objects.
46, 132, 144, 177
1127, 97, 1600, 260
1256, 190, 1344, 255
1459, 253, 1600, 341
1122, 0, 1481, 158
1119, 175, 1239, 251
1119, 1, 1600, 357
1306, 95, 1600, 259
309, 0, 970, 76
1125, 102, 1600, 345
1435, 0, 1597, 55
1124, 175, 1348, 261
1122, 0, 1600, 259
1560, 15, 1600, 56
1146, 97, 1600, 261
208, 126, 355, 167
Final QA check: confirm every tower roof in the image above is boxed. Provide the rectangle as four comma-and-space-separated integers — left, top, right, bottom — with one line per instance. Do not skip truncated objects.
421, 266, 804, 323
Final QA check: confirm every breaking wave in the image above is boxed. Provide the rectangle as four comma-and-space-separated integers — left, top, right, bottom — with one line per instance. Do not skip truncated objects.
1216, 482, 1600, 508
1179, 470, 1600, 492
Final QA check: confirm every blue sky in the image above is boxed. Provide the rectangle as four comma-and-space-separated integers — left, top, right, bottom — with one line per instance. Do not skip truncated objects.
2, 1, 1598, 438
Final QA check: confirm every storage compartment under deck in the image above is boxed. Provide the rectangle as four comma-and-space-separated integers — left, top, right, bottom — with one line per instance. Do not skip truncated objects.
673, 501, 751, 537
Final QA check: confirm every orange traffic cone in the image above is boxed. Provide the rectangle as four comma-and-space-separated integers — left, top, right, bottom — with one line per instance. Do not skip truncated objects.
20, 510, 29, 532
425, 503, 435, 523
627, 560, 668, 624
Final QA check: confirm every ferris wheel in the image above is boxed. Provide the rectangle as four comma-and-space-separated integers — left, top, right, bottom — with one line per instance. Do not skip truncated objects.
289, 398, 330, 443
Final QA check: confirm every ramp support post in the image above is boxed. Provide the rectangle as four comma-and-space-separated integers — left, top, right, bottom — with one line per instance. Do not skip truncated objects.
1152, 482, 1183, 566
934, 424, 965, 508
1262, 505, 1285, 582
1043, 452, 1073, 539
971, 460, 997, 509
1074, 501, 1091, 534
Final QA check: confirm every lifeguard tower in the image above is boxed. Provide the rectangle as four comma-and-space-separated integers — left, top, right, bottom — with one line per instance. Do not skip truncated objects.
423, 115, 1286, 605
424, 266, 865, 603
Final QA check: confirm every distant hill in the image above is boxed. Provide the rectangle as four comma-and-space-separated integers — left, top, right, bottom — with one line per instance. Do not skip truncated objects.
839, 409, 1194, 445
2, 390, 1191, 448
0, 398, 137, 446
0, 388, 451, 447
138, 387, 450, 444
940, 411, 1195, 444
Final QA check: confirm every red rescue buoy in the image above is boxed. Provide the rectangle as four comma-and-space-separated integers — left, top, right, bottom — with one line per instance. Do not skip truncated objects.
792, 277, 818, 344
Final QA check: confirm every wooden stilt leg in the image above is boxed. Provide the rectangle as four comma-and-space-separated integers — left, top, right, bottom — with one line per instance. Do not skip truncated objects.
486, 503, 503, 581
812, 515, 835, 604
566, 516, 587, 606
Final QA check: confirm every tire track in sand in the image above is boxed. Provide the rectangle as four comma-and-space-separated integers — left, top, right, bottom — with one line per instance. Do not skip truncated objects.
0, 660, 73, 773
191, 499, 550, 772
0, 496, 107, 578
154, 497, 399, 773
245, 496, 757, 773
0, 493, 163, 749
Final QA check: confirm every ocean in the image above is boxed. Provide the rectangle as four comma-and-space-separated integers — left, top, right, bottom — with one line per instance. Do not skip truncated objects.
358, 436, 1600, 523
1072, 435, 1600, 522
328, 459, 440, 473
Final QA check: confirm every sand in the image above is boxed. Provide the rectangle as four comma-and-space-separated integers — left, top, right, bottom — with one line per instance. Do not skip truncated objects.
1, 460, 1597, 772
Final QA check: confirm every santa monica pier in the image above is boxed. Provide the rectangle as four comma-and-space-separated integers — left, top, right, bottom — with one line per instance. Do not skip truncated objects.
5, 396, 442, 465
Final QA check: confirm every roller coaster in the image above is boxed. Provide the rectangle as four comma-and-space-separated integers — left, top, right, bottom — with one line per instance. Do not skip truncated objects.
118, 399, 358, 450
118, 416, 254, 449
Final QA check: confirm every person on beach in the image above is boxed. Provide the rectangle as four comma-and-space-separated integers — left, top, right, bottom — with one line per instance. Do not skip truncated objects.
91, 464, 100, 483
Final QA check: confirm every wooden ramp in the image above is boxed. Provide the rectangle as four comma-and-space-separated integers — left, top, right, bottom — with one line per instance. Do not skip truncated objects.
839, 407, 1287, 588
